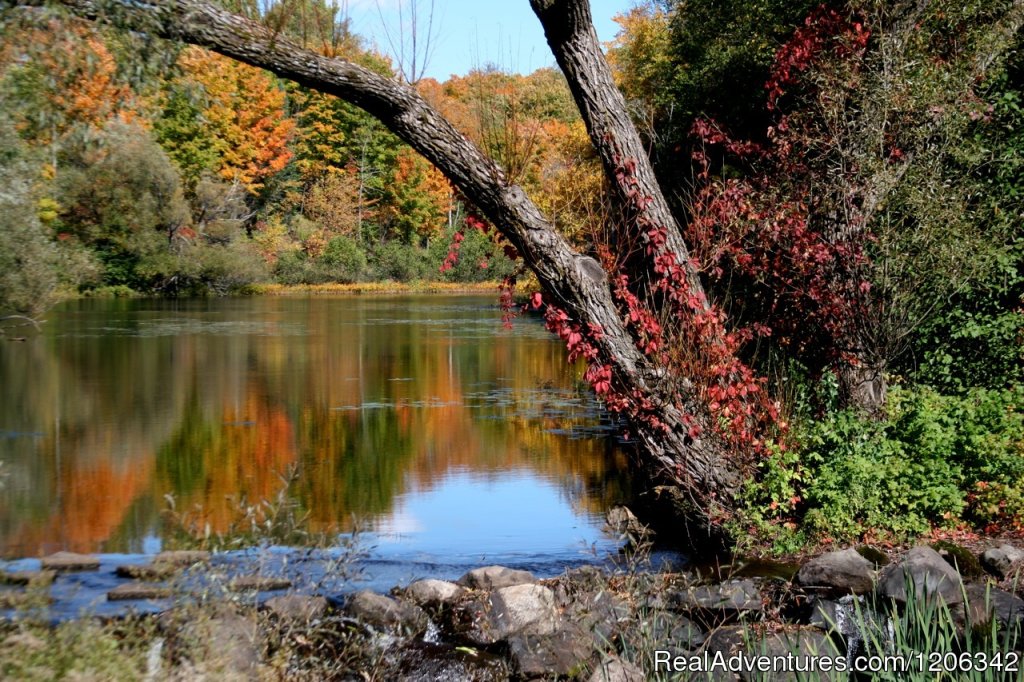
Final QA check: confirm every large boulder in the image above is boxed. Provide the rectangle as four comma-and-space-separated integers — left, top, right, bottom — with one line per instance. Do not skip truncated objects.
487, 584, 558, 638
345, 590, 429, 637
796, 548, 875, 595
448, 584, 558, 646
931, 541, 984, 578
878, 546, 964, 606
963, 582, 1024, 631
458, 565, 536, 590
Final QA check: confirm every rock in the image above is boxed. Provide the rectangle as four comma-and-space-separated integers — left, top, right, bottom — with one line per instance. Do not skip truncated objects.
0, 570, 55, 587
878, 546, 964, 606
963, 582, 1024, 630
196, 610, 261, 678
551, 565, 608, 608
855, 545, 890, 567
345, 590, 429, 637
998, 559, 1024, 595
700, 626, 844, 682
401, 578, 465, 608
506, 623, 594, 678
263, 595, 328, 622
115, 563, 180, 581
701, 625, 746, 657
458, 565, 536, 590
154, 550, 210, 565
744, 628, 844, 681
796, 548, 875, 595
391, 641, 509, 682
107, 582, 173, 601
39, 551, 99, 572
668, 579, 764, 613
604, 506, 650, 540
931, 541, 984, 578
808, 598, 841, 632
489, 584, 558, 635
646, 612, 705, 650
981, 544, 1024, 580
588, 655, 645, 682
568, 590, 632, 644
631, 611, 703, 662
227, 576, 292, 592
158, 604, 262, 678
691, 626, 747, 682
452, 584, 559, 646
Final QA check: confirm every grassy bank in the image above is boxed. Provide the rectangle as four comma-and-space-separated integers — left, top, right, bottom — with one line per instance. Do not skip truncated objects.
248, 281, 504, 296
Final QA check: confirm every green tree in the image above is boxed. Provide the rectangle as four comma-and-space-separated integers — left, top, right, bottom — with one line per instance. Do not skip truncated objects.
0, 117, 96, 318
58, 120, 191, 288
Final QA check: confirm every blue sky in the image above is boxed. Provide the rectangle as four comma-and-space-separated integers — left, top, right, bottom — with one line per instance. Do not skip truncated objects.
345, 0, 637, 81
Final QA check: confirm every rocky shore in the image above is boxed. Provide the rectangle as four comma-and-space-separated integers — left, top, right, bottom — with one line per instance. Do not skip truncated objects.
2, 534, 1024, 680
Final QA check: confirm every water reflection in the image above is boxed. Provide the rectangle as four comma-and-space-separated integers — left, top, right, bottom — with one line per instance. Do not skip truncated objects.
0, 296, 632, 562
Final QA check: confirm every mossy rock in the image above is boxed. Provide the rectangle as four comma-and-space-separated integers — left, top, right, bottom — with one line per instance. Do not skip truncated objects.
855, 546, 890, 568
931, 541, 984, 578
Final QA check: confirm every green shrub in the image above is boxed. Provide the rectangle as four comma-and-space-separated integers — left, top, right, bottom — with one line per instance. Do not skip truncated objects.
368, 241, 432, 282
321, 235, 366, 282
429, 226, 516, 283
739, 384, 1024, 546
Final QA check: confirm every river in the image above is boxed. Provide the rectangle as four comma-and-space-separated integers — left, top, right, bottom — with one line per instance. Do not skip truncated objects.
0, 295, 643, 601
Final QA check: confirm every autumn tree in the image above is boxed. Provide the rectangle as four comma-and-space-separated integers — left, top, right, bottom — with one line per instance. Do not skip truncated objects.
158, 46, 294, 194
0, 14, 139, 170
378, 147, 451, 244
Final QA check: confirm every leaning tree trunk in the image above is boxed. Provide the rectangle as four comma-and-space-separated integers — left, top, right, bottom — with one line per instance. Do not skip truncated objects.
529, 0, 707, 304
24, 0, 744, 543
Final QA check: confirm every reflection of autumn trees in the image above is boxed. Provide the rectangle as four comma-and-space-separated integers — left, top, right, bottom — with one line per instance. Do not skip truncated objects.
0, 298, 631, 556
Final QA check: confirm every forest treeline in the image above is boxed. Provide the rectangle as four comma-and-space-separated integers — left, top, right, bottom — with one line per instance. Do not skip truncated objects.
2, 0, 1023, 548
0, 3, 603, 305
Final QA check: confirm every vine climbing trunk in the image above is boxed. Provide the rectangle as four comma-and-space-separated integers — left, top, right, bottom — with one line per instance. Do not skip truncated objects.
22, 0, 746, 544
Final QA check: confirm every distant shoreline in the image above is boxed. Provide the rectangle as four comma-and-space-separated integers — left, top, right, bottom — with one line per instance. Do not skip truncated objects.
249, 281, 502, 296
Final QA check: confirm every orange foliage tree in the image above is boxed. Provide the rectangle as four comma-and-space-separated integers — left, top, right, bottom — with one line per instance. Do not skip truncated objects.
173, 47, 294, 194
0, 18, 138, 163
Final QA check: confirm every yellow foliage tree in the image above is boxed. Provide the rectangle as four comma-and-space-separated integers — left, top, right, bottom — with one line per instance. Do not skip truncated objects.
176, 47, 295, 194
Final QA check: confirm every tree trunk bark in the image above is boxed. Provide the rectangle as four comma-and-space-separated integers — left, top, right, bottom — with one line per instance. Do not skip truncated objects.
32, 0, 743, 543
529, 0, 707, 304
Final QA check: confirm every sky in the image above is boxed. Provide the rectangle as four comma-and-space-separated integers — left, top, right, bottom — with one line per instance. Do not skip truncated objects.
344, 0, 637, 81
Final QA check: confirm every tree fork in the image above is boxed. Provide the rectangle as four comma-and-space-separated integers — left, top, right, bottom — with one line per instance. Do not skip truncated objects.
529, 0, 707, 304
18, 0, 744, 542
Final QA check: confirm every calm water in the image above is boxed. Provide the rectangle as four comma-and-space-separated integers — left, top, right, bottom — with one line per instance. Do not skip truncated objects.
0, 295, 637, 588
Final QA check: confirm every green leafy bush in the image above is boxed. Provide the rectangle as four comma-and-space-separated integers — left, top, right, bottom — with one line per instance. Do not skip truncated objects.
321, 235, 366, 282
367, 241, 432, 282
429, 226, 516, 283
739, 384, 1024, 546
